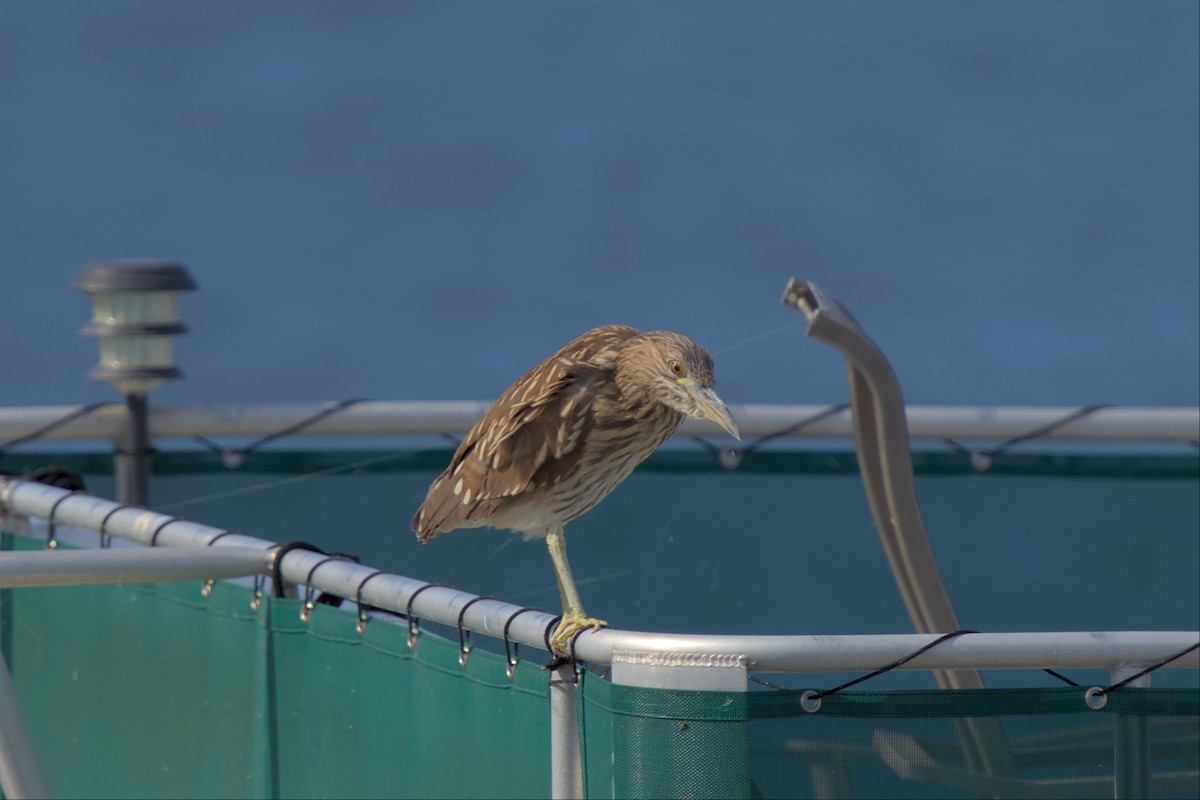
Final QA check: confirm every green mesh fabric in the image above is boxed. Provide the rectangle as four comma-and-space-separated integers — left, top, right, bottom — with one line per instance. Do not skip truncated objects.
579, 679, 1199, 800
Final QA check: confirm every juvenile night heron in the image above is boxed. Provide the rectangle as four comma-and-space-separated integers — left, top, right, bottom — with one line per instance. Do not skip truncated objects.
412, 324, 740, 653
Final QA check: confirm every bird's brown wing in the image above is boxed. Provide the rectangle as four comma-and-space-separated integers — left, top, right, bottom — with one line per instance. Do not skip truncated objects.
412, 325, 637, 539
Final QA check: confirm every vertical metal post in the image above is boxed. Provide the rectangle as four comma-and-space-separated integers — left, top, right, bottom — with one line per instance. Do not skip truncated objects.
549, 662, 582, 800
0, 657, 53, 799
1110, 665, 1151, 800
114, 393, 150, 507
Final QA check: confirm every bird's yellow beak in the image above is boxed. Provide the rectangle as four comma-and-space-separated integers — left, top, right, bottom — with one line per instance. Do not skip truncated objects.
690, 385, 741, 440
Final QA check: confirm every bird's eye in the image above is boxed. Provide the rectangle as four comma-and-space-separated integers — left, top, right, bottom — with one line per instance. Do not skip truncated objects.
669, 360, 687, 377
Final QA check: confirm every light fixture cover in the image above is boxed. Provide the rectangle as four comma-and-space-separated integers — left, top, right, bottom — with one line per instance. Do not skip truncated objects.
74, 259, 197, 395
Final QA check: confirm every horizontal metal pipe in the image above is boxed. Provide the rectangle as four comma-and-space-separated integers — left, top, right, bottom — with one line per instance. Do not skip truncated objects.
2, 478, 1197, 673
0, 402, 1195, 444
0, 546, 270, 588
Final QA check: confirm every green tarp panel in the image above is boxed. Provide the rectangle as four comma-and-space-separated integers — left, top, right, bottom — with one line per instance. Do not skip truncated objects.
1, 534, 551, 799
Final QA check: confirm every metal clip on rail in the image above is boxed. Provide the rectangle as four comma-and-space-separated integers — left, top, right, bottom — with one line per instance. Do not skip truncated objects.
781, 279, 1019, 784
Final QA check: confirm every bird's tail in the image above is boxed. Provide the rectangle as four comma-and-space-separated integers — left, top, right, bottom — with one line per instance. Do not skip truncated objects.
411, 504, 443, 543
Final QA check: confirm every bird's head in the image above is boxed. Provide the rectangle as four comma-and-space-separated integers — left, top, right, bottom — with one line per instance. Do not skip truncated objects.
619, 331, 740, 440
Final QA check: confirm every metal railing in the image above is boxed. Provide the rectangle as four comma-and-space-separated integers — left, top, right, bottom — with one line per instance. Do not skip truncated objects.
1, 401, 1197, 446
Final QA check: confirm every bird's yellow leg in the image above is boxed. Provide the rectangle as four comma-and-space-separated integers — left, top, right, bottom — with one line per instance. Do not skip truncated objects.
545, 523, 607, 654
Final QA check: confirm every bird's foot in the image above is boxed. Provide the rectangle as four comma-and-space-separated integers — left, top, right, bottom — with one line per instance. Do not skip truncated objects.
549, 612, 608, 656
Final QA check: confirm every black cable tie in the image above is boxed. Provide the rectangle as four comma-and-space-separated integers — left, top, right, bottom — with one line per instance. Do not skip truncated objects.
814, 630, 977, 700
269, 541, 327, 598
1098, 642, 1200, 696
149, 517, 186, 547
0, 402, 115, 453
944, 405, 1113, 470
97, 504, 134, 550
542, 615, 563, 654
45, 491, 76, 550
354, 570, 391, 634
300, 555, 354, 622
405, 583, 448, 649
205, 530, 236, 546
197, 531, 236, 598
455, 595, 500, 668
502, 607, 546, 679
544, 622, 589, 670
315, 552, 360, 607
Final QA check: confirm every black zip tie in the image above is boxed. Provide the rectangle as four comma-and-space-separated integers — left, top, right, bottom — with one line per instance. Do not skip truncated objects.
193, 399, 370, 468
270, 541, 327, 598
300, 555, 355, 622
95, 504, 131, 550
502, 607, 547, 679
198, 531, 237, 597
0, 402, 115, 453
45, 491, 76, 550
455, 595, 500, 667
801, 630, 977, 712
547, 655, 584, 685
545, 625, 590, 671
354, 570, 391, 634
405, 583, 448, 649
543, 615, 563, 654
149, 517, 186, 547
206, 530, 236, 546
943, 405, 1113, 471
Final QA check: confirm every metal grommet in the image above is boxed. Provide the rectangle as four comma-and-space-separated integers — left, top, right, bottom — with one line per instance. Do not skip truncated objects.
1084, 687, 1108, 709
800, 690, 823, 713
250, 574, 265, 612
353, 570, 389, 634
970, 451, 993, 472
455, 596, 499, 668
45, 492, 76, 550
405, 583, 446, 650
300, 556, 350, 623
719, 448, 742, 469
502, 607, 545, 679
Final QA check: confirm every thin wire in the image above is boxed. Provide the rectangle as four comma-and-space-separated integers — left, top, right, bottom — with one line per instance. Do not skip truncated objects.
712, 319, 806, 357
156, 450, 422, 511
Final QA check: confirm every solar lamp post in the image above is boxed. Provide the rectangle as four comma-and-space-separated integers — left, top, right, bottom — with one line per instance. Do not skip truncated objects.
73, 260, 197, 507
